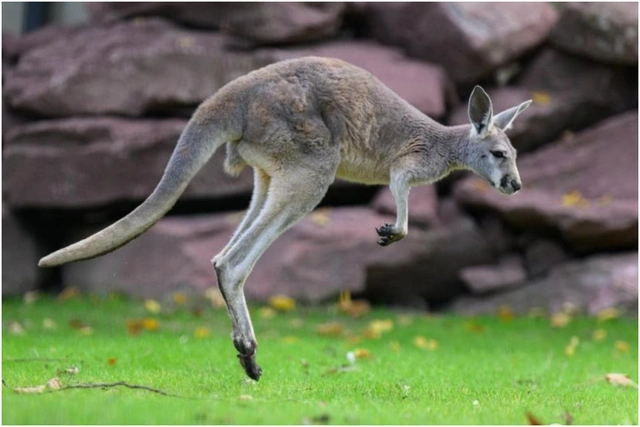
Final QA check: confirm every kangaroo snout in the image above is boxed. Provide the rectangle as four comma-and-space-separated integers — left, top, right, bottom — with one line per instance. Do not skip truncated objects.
499, 175, 521, 195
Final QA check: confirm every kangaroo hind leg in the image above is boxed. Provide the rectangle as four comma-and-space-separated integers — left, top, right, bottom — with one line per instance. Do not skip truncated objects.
213, 162, 337, 380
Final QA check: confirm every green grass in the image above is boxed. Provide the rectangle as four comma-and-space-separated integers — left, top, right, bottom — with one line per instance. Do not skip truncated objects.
3, 293, 638, 425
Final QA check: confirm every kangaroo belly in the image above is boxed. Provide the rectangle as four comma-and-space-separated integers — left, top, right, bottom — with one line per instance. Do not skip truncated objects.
336, 150, 390, 185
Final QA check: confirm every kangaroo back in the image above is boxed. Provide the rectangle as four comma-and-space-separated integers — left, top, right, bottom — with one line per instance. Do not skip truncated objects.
38, 115, 233, 267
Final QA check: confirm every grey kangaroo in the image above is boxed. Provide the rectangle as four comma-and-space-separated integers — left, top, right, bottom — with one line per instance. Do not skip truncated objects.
39, 57, 531, 380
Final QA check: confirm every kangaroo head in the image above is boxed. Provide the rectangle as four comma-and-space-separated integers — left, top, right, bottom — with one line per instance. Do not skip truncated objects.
465, 86, 531, 195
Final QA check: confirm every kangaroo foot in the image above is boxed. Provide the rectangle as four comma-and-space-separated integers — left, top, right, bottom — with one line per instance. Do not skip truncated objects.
234, 338, 262, 381
376, 223, 405, 246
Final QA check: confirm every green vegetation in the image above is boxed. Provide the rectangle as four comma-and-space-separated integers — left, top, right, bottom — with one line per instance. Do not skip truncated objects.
3, 292, 637, 425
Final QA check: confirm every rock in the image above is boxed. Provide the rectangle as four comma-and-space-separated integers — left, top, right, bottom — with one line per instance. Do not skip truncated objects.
371, 184, 439, 228
2, 117, 253, 208
459, 255, 526, 294
272, 40, 451, 118
4, 20, 450, 119
366, 3, 558, 82
87, 3, 347, 45
61, 205, 505, 305
522, 238, 570, 277
452, 252, 638, 315
448, 49, 637, 152
2, 206, 41, 296
453, 112, 638, 253
550, 3, 638, 65
2, 25, 85, 62
3, 19, 273, 118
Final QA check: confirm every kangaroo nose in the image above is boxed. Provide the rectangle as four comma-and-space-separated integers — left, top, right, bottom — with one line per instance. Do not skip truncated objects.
511, 180, 521, 191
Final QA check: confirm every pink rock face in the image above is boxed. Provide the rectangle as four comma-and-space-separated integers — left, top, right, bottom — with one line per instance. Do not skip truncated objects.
453, 252, 638, 315
550, 2, 638, 65
366, 2, 558, 82
454, 112, 638, 253
2, 117, 254, 208
459, 255, 527, 295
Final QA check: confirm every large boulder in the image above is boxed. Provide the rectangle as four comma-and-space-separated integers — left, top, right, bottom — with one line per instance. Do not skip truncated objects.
550, 2, 638, 65
452, 252, 638, 315
366, 2, 558, 83
448, 49, 637, 152
87, 3, 347, 45
3, 19, 274, 118
4, 20, 450, 119
459, 254, 527, 295
2, 117, 254, 208
2, 206, 41, 296
453, 112, 638, 253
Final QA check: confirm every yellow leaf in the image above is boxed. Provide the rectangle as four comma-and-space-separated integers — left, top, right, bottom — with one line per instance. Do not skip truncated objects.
363, 319, 394, 338
497, 305, 514, 322
281, 336, 298, 344
414, 336, 438, 350
42, 318, 57, 330
397, 315, 414, 326
194, 326, 211, 339
592, 328, 607, 341
615, 340, 630, 353
173, 292, 187, 306
353, 348, 372, 359
597, 307, 621, 322
551, 312, 571, 328
23, 291, 39, 304
8, 321, 25, 335
79, 326, 93, 335
531, 91, 551, 105
259, 307, 276, 319
238, 394, 253, 401
269, 295, 296, 312
142, 318, 160, 331
316, 322, 344, 336
309, 208, 331, 226
289, 318, 304, 328
14, 385, 46, 394
605, 373, 638, 388
338, 291, 370, 318
565, 336, 579, 356
562, 191, 589, 208
144, 299, 162, 314
58, 287, 79, 301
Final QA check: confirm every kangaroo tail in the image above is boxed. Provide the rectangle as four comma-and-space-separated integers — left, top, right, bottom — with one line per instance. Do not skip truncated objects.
38, 118, 229, 268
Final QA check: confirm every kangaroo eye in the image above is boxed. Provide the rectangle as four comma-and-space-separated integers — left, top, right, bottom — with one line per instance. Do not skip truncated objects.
491, 150, 506, 159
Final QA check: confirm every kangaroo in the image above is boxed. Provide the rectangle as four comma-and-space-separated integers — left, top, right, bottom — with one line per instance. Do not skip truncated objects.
38, 57, 531, 380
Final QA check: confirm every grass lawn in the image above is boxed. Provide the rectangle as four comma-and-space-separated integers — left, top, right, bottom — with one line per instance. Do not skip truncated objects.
2, 291, 638, 425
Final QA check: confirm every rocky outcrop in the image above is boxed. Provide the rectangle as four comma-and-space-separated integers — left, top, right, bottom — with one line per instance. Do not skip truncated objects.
453, 252, 638, 315
2, 117, 253, 208
459, 255, 527, 295
454, 112, 638, 253
366, 2, 558, 82
550, 2, 638, 65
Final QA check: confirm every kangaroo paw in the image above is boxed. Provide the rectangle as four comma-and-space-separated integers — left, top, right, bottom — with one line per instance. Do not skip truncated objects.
233, 337, 262, 381
375, 223, 405, 246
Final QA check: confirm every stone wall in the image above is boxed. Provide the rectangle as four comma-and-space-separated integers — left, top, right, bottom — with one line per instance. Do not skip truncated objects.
3, 2, 638, 315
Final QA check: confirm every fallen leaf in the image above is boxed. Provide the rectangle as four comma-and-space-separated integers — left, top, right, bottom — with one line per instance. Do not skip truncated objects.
204, 288, 226, 308
605, 373, 638, 388
562, 191, 589, 208
551, 312, 571, 328
289, 318, 304, 328
259, 307, 276, 319
389, 341, 401, 352
309, 208, 331, 226
173, 292, 187, 306
302, 414, 330, 425
14, 385, 46, 394
8, 321, 25, 335
142, 318, 160, 331
531, 90, 551, 105
238, 394, 253, 401
615, 340, 630, 353
525, 411, 544, 425
269, 295, 296, 312
69, 319, 87, 330
564, 410, 573, 425
58, 287, 79, 301
108, 358, 117, 366
497, 305, 514, 322
23, 291, 39, 304
363, 319, 394, 338
46, 378, 62, 390
414, 336, 438, 350
316, 322, 344, 336
42, 318, 57, 330
464, 321, 485, 333
565, 336, 579, 357
352, 348, 372, 359
338, 291, 370, 318
58, 366, 79, 375
194, 326, 211, 339
397, 315, 414, 326
281, 336, 298, 344
191, 306, 203, 317
596, 307, 621, 322
144, 299, 162, 314
79, 326, 94, 336
126, 320, 143, 335
592, 328, 607, 341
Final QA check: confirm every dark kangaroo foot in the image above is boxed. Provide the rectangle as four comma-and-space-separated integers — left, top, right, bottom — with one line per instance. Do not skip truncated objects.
234, 338, 262, 381
376, 223, 405, 246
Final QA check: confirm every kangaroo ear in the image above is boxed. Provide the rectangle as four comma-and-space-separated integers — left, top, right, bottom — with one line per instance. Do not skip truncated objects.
468, 86, 494, 137
493, 100, 532, 131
